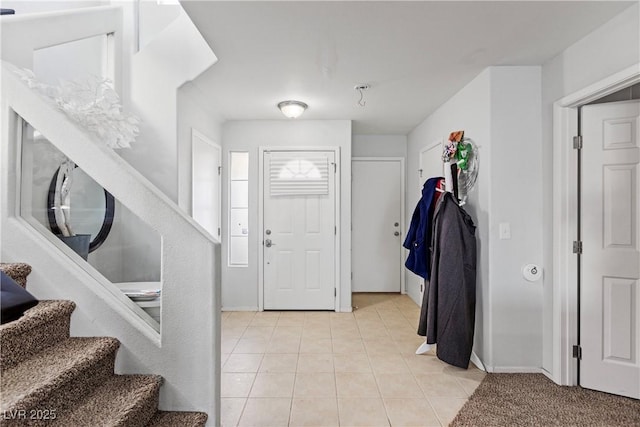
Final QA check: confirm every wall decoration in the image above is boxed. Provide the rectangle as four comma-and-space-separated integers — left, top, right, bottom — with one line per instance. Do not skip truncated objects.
442, 130, 479, 204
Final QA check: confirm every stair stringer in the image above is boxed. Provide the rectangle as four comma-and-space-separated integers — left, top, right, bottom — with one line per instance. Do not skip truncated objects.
0, 62, 220, 426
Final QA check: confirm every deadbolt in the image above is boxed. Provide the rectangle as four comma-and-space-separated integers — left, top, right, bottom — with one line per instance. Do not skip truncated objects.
265, 229, 271, 235
394, 222, 399, 227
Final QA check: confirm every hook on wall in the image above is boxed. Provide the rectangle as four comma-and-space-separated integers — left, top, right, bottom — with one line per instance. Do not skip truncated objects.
354, 84, 370, 107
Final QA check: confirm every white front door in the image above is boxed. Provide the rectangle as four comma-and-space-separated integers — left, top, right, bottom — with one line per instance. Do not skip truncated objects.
263, 150, 336, 310
581, 100, 640, 399
352, 158, 403, 292
191, 129, 221, 240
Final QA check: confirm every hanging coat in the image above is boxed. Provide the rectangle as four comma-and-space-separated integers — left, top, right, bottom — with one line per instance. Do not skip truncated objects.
418, 192, 477, 369
403, 177, 443, 280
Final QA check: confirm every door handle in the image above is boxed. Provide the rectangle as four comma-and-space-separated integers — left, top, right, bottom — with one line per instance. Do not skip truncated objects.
265, 239, 275, 247
394, 231, 400, 236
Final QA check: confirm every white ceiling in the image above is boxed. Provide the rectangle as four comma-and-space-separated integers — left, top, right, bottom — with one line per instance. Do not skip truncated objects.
182, 1, 634, 134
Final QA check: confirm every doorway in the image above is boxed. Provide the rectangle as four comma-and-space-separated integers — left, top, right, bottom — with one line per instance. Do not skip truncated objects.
351, 157, 404, 293
552, 64, 640, 391
260, 149, 338, 310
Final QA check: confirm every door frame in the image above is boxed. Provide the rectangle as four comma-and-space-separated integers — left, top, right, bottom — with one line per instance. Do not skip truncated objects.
552, 63, 640, 386
258, 146, 341, 312
419, 139, 444, 187
191, 128, 221, 241
352, 157, 406, 294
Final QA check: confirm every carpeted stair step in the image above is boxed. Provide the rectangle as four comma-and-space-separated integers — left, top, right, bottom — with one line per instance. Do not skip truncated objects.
1, 336, 120, 417
146, 410, 208, 426
0, 300, 76, 371
49, 374, 163, 427
0, 262, 32, 288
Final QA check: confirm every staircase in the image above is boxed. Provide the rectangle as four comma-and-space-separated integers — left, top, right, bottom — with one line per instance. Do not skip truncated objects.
0, 265, 207, 426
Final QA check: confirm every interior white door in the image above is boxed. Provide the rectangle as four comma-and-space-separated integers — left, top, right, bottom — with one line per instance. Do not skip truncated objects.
263, 150, 336, 310
352, 159, 403, 292
192, 130, 221, 240
419, 141, 444, 187
581, 100, 640, 399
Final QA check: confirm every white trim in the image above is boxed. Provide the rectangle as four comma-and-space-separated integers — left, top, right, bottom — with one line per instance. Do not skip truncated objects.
352, 157, 406, 294
222, 306, 259, 312
491, 367, 543, 374
258, 146, 341, 312
418, 138, 444, 186
552, 62, 640, 386
541, 368, 555, 382
191, 128, 221, 240
227, 150, 249, 268
470, 351, 486, 372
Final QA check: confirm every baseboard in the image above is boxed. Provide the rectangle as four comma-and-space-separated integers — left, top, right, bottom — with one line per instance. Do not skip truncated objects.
221, 306, 258, 312
491, 366, 543, 374
470, 352, 486, 372
541, 368, 558, 383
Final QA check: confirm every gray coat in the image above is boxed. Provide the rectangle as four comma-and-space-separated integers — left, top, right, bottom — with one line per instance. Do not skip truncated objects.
417, 192, 477, 369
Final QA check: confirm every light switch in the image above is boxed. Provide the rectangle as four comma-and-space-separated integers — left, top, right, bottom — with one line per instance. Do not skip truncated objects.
499, 222, 511, 240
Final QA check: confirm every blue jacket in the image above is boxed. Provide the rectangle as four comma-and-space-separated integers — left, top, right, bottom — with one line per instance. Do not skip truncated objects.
403, 177, 442, 280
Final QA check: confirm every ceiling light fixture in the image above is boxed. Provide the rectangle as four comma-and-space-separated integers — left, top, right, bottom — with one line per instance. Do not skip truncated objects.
278, 100, 308, 119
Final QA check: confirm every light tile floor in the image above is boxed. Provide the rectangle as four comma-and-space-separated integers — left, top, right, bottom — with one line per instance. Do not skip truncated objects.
221, 293, 485, 427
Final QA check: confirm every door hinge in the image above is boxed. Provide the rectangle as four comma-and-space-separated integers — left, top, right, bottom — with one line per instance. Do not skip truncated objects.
573, 240, 583, 254
217, 227, 221, 236
334, 288, 337, 297
218, 166, 222, 175
418, 169, 423, 178
350, 272, 353, 280
334, 226, 337, 235
420, 283, 423, 293
573, 135, 583, 150
332, 162, 337, 173
572, 345, 582, 360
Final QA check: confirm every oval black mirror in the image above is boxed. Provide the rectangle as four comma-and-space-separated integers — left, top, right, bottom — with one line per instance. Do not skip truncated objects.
47, 165, 115, 253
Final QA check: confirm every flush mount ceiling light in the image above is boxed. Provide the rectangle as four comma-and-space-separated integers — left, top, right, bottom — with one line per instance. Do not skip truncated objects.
278, 100, 308, 119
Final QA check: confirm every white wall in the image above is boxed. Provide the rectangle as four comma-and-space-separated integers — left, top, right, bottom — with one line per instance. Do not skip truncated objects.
407, 66, 544, 371
407, 69, 492, 366
352, 134, 407, 158
221, 120, 352, 312
123, 8, 216, 202
138, 1, 181, 50
489, 67, 543, 370
540, 3, 640, 374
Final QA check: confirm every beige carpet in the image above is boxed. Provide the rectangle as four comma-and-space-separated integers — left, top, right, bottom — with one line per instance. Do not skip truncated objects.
450, 373, 640, 427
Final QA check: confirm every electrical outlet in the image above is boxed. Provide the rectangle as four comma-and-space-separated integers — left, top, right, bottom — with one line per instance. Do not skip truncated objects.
499, 222, 511, 240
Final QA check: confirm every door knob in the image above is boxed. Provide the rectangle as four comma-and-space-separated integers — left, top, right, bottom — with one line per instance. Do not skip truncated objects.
394, 231, 400, 236
265, 239, 275, 247
394, 222, 399, 227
